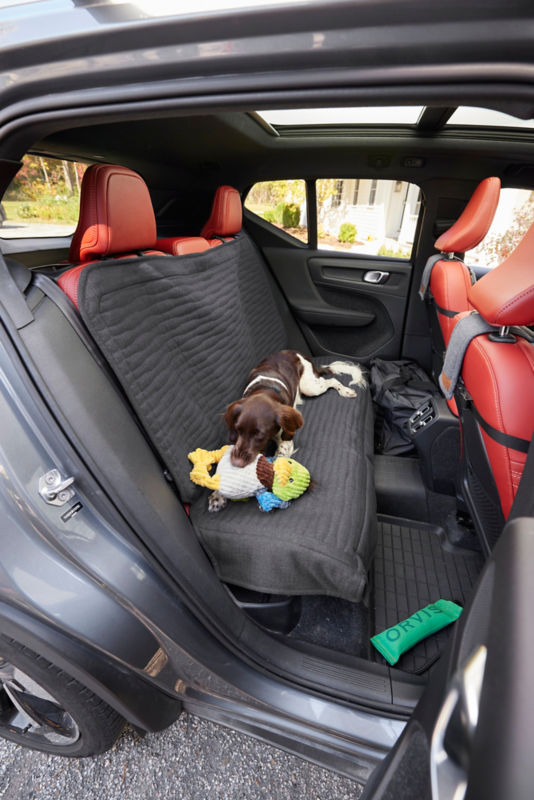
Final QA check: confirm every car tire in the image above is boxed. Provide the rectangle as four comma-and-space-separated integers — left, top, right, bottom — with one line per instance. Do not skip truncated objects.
0, 635, 125, 756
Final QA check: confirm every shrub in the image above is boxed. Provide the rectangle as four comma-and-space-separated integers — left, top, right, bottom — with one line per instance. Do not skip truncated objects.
19, 204, 38, 219
338, 222, 356, 243
274, 201, 300, 228
263, 208, 277, 223
377, 244, 410, 258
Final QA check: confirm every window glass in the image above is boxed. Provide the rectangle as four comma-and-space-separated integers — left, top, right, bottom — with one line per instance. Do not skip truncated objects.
316, 179, 419, 257
447, 107, 534, 129
257, 107, 424, 126
244, 179, 307, 243
465, 188, 534, 269
1, 155, 87, 239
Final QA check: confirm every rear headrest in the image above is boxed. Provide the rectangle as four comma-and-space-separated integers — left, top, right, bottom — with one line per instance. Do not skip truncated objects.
468, 218, 534, 326
156, 236, 211, 256
434, 177, 501, 254
200, 185, 242, 239
69, 164, 156, 263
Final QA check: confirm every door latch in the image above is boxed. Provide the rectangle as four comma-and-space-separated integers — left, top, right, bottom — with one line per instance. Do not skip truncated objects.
363, 270, 390, 284
39, 469, 75, 507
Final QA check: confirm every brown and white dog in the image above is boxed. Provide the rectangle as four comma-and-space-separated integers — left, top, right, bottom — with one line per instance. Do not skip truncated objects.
222, 349, 365, 468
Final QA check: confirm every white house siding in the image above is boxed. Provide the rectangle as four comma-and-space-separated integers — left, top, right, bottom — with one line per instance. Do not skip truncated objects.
318, 179, 419, 245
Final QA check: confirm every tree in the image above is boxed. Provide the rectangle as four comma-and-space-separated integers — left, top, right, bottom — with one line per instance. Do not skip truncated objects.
479, 191, 534, 264
4, 155, 84, 201
316, 178, 339, 205
246, 179, 305, 208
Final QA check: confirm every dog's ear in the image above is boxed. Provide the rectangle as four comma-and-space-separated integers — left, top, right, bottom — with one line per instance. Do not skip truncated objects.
277, 405, 304, 440
222, 402, 242, 444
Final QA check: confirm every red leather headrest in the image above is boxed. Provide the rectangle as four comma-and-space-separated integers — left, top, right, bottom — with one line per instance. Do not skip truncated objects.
468, 218, 534, 326
69, 164, 156, 262
156, 236, 211, 256
200, 185, 242, 239
434, 177, 501, 254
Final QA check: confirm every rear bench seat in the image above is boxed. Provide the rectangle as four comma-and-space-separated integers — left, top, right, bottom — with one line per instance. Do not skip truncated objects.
56, 166, 376, 602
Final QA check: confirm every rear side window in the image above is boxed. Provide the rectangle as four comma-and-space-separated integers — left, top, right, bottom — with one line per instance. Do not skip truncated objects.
316, 178, 420, 258
244, 179, 308, 243
1, 155, 87, 239
465, 187, 534, 269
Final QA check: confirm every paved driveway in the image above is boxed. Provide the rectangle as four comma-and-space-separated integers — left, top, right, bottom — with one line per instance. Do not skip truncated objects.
0, 714, 363, 800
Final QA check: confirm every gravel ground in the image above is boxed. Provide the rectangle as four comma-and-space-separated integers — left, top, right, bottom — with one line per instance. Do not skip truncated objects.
0, 713, 364, 800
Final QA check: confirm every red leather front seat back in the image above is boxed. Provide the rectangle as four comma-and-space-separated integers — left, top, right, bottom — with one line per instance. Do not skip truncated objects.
430, 177, 501, 347
460, 219, 534, 519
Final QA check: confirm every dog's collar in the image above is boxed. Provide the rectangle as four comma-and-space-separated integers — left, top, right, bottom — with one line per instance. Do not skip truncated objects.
243, 374, 289, 398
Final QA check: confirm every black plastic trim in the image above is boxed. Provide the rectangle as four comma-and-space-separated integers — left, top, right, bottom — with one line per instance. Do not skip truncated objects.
0, 602, 182, 732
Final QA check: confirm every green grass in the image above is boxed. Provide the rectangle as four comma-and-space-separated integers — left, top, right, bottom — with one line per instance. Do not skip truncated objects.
3, 196, 80, 224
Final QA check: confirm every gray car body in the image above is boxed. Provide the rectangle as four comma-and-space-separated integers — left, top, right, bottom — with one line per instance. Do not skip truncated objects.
0, 0, 532, 784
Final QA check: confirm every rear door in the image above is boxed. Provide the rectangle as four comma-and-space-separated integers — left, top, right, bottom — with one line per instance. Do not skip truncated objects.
360, 514, 534, 800
245, 178, 422, 361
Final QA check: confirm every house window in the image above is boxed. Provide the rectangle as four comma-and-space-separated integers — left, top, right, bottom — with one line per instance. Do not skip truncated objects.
368, 179, 378, 206
352, 179, 361, 205
331, 179, 344, 208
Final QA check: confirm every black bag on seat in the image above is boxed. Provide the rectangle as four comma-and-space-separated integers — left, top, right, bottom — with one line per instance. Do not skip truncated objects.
370, 358, 438, 455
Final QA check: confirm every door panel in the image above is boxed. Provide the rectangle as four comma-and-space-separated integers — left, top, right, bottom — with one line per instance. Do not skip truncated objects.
0, 236, 71, 268
264, 246, 412, 361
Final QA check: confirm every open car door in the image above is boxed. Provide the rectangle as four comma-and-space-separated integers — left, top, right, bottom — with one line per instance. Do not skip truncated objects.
362, 514, 534, 800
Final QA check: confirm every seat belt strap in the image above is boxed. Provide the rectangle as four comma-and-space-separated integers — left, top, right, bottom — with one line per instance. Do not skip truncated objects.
439, 312, 495, 399
508, 433, 534, 521
32, 273, 110, 371
0, 250, 34, 329
418, 253, 443, 301
471, 404, 530, 455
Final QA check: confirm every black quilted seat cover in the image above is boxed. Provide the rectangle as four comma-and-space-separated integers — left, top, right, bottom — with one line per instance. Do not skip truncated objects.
191, 365, 376, 601
77, 235, 375, 601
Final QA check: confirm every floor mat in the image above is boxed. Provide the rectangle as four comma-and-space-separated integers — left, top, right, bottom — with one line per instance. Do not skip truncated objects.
288, 595, 370, 658
372, 516, 484, 673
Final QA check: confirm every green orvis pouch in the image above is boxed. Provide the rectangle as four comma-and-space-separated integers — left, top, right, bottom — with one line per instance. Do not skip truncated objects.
370, 599, 463, 666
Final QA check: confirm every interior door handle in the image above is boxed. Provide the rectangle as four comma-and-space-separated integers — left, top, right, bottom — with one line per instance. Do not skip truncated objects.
363, 270, 390, 284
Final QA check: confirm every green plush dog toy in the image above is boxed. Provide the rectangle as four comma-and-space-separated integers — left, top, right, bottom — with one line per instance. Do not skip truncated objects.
188, 445, 311, 512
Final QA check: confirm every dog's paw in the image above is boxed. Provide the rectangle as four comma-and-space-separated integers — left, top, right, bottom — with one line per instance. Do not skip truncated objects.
275, 440, 295, 459
208, 490, 228, 513
338, 385, 357, 398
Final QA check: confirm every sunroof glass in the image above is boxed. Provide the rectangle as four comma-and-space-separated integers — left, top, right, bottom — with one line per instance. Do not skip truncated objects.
447, 107, 534, 128
257, 107, 424, 125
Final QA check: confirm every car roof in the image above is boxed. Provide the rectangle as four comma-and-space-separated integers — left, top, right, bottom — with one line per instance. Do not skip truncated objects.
1, 0, 534, 197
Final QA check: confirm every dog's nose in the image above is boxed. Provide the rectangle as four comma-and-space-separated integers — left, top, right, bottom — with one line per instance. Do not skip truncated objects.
230, 450, 249, 468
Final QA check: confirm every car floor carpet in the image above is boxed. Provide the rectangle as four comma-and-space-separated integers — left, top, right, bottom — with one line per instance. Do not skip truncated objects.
371, 515, 485, 673
288, 595, 370, 658
288, 514, 484, 671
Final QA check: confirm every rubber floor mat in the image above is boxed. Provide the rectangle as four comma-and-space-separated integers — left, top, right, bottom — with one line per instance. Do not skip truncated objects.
372, 516, 485, 673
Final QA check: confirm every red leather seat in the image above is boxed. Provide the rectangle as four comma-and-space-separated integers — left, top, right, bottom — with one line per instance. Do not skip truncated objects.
58, 164, 165, 307
421, 177, 500, 407
429, 177, 501, 347
156, 185, 242, 256
155, 236, 210, 255
455, 219, 534, 547
200, 185, 242, 242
